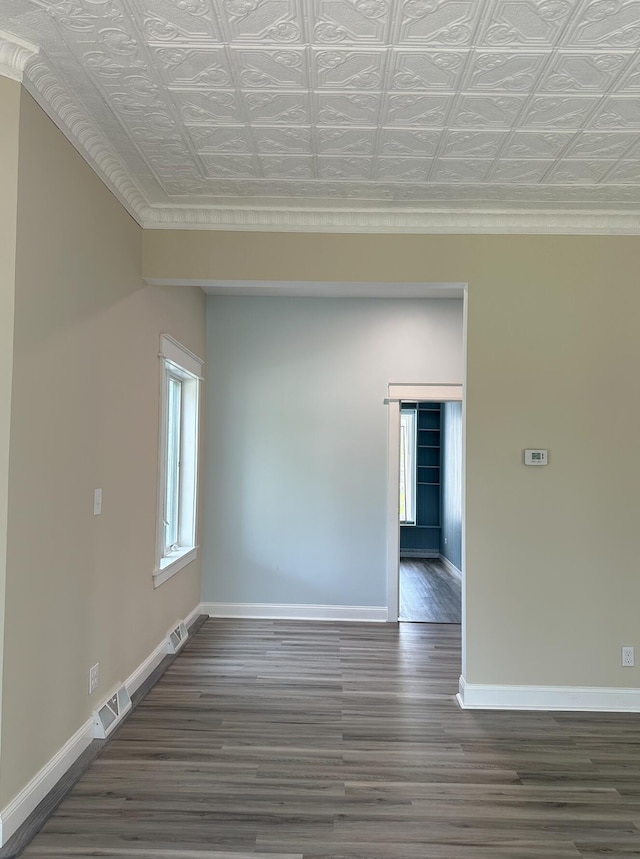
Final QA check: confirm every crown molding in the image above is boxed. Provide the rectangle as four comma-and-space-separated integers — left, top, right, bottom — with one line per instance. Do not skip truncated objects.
0, 29, 38, 82
2, 34, 640, 236
21, 60, 151, 224
140, 204, 640, 234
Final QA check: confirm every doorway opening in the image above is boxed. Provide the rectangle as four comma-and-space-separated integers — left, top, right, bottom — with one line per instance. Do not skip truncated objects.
385, 384, 464, 626
398, 400, 462, 623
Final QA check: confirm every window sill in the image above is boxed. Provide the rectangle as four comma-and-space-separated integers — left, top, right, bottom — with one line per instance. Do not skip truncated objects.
153, 546, 198, 588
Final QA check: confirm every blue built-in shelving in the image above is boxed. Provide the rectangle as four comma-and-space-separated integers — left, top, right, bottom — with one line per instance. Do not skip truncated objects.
400, 402, 441, 557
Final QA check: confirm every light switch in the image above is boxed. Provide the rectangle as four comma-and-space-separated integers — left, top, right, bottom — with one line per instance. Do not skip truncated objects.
524, 449, 548, 466
93, 488, 102, 515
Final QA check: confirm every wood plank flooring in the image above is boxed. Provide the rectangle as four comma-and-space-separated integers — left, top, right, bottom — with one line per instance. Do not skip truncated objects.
399, 558, 461, 623
19, 619, 640, 858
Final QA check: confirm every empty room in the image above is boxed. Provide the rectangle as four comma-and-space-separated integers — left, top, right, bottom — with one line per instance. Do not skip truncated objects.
2, 2, 640, 857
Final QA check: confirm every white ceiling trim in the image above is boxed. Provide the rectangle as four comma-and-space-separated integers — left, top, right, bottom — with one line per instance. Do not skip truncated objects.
142, 205, 640, 233
2, 27, 640, 236
0, 29, 38, 82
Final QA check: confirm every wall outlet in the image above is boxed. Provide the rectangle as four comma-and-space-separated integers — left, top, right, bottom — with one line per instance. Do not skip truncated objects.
89, 663, 99, 694
93, 488, 102, 516
622, 646, 634, 667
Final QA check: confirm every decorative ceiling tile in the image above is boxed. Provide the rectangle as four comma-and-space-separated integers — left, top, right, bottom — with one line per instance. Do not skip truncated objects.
3, 0, 640, 229
617, 55, 640, 89
316, 126, 376, 154
375, 157, 431, 181
379, 128, 441, 156
231, 48, 307, 87
441, 130, 507, 158
173, 89, 244, 123
452, 95, 526, 127
605, 160, 640, 182
522, 96, 600, 128
546, 159, 617, 183
252, 125, 312, 153
383, 94, 450, 126
317, 155, 372, 179
312, 48, 385, 89
591, 97, 640, 128
504, 131, 574, 158
490, 159, 553, 183
387, 50, 465, 90
432, 159, 491, 183
186, 124, 253, 151
478, 0, 573, 47
152, 47, 231, 87
242, 91, 310, 123
566, 0, 640, 48
200, 152, 259, 177
141, 0, 223, 42
396, 1, 479, 47
312, 0, 391, 44
539, 52, 629, 91
259, 155, 314, 178
214, 0, 303, 43
567, 131, 638, 158
316, 92, 380, 124
465, 52, 546, 91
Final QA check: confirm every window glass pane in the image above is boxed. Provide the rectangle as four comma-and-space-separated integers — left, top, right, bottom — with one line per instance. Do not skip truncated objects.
400, 409, 416, 524
164, 375, 182, 551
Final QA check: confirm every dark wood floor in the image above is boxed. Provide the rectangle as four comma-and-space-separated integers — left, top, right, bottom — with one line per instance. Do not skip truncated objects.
399, 558, 461, 623
20, 619, 640, 858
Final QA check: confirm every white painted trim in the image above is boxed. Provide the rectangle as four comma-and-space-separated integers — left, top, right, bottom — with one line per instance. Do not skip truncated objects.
184, 603, 203, 630
439, 554, 462, 579
153, 546, 198, 588
0, 30, 38, 83
388, 384, 463, 402
124, 640, 168, 697
141, 207, 640, 234
386, 398, 401, 624
457, 676, 640, 712
0, 717, 94, 846
202, 603, 388, 622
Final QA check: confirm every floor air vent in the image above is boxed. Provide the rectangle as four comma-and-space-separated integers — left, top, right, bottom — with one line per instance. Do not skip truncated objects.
93, 685, 132, 739
167, 620, 189, 654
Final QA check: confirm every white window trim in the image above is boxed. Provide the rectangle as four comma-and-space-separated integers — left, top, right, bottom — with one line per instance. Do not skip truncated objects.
153, 334, 203, 588
400, 407, 417, 526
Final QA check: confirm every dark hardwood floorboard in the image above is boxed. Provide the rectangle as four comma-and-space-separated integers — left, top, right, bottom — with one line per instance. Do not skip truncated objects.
19, 619, 640, 859
399, 558, 461, 623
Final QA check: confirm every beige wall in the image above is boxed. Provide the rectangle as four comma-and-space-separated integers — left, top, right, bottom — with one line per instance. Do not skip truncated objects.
144, 230, 640, 689
0, 92, 205, 807
0, 77, 21, 779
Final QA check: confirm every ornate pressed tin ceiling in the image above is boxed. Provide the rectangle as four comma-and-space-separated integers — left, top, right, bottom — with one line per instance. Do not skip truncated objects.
2, 0, 640, 231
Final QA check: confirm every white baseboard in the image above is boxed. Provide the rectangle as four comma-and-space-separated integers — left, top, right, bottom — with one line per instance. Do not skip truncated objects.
184, 603, 203, 629
458, 676, 640, 712
399, 550, 439, 558
0, 603, 201, 846
0, 717, 94, 846
202, 602, 388, 622
439, 554, 462, 579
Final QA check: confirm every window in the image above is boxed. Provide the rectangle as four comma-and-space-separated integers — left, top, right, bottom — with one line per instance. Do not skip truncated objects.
154, 334, 203, 587
399, 408, 416, 525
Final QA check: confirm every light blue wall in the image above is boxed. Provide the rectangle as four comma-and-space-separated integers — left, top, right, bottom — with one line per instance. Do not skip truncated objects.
440, 401, 463, 571
202, 296, 463, 608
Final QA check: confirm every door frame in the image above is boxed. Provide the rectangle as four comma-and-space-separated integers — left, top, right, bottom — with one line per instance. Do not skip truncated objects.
385, 383, 464, 623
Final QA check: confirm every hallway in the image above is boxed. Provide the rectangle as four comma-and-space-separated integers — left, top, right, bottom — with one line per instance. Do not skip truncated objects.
399, 557, 462, 623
